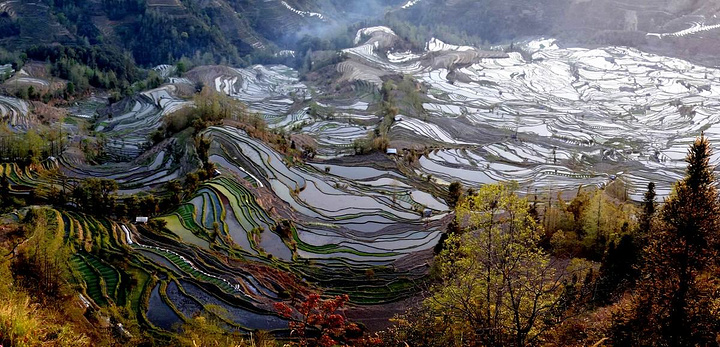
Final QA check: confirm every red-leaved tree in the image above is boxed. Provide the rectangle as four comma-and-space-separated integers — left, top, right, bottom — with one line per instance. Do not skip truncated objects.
274, 294, 381, 347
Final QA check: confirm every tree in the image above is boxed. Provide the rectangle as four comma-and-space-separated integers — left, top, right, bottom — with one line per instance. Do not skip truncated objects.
447, 181, 463, 208
612, 134, 720, 346
166, 180, 183, 206
274, 294, 380, 347
14, 208, 71, 300
638, 182, 656, 235
195, 135, 213, 179
140, 194, 159, 216
211, 222, 220, 241
72, 178, 118, 215
193, 86, 247, 123
427, 183, 584, 346
65, 81, 75, 96
0, 230, 91, 347
15, 86, 28, 100
27, 86, 36, 100
23, 130, 44, 167
596, 234, 639, 304
579, 191, 632, 260
126, 194, 141, 217
175, 59, 188, 74
0, 170, 9, 206
184, 172, 199, 195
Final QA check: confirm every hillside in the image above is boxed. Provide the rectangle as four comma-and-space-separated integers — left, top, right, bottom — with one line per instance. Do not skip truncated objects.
391, 0, 720, 66
1, 0, 719, 67
0, 0, 405, 67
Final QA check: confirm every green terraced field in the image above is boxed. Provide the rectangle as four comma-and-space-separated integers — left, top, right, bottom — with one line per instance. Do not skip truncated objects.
71, 255, 107, 307
176, 204, 202, 232
140, 247, 237, 294
83, 254, 120, 302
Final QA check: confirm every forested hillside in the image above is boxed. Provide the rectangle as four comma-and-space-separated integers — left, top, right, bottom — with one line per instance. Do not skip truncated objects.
0, 0, 405, 67
380, 135, 720, 346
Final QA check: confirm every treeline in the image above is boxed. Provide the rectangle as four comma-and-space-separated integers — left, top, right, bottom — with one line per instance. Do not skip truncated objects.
0, 12, 19, 38
0, 44, 166, 102
101, 0, 145, 21
540, 180, 637, 261
31, 176, 191, 219
25, 44, 140, 96
45, 0, 268, 68
153, 86, 251, 143
384, 17, 484, 51
386, 0, 550, 48
292, 32, 353, 74
0, 125, 66, 167
48, 0, 111, 44
0, 167, 196, 220
351, 80, 395, 154
0, 48, 26, 71
124, 9, 241, 67
379, 135, 720, 346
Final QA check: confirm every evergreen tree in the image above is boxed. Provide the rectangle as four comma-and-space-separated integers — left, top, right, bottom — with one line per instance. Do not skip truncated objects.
166, 180, 183, 206
447, 181, 463, 208
596, 234, 638, 304
140, 195, 159, 216
638, 182, 656, 235
0, 170, 9, 206
612, 135, 720, 346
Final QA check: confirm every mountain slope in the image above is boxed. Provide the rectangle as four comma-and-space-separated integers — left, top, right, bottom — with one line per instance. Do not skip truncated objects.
390, 0, 720, 65
0, 0, 405, 67
3, 0, 719, 67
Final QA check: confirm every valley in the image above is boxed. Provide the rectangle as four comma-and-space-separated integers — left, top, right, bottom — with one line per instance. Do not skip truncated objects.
2, 26, 720, 335
1, 0, 720, 345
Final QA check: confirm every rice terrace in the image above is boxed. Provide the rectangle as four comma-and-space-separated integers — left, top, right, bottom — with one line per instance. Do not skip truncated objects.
2, 0, 720, 346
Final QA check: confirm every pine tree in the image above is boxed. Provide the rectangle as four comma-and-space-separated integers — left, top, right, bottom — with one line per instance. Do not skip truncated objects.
0, 170, 9, 206
612, 134, 720, 346
597, 234, 638, 304
447, 181, 463, 208
639, 182, 656, 235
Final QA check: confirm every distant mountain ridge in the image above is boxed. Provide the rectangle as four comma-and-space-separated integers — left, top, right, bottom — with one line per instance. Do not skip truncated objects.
392, 0, 720, 66
0, 0, 403, 66
0, 0, 719, 67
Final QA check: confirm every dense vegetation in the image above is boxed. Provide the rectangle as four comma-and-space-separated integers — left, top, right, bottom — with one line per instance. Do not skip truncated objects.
26, 45, 141, 96
0, 0, 491, 74
0, 208, 92, 346
376, 135, 720, 346
0, 125, 65, 167
44, 0, 242, 66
